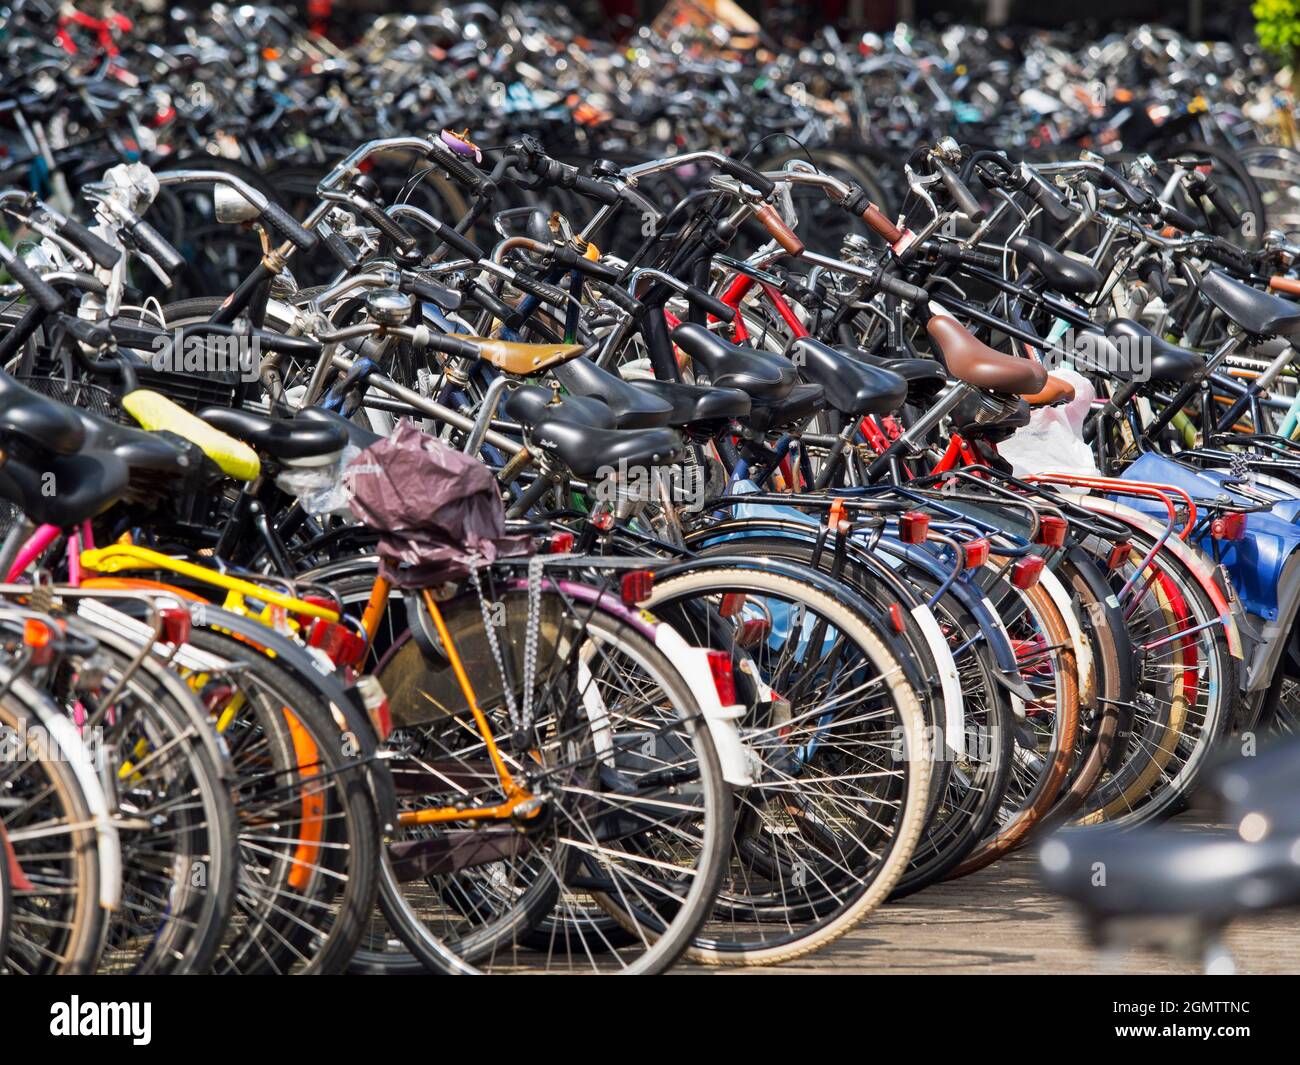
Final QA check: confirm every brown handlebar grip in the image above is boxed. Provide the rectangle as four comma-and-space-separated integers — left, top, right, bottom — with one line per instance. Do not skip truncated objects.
1269, 275, 1300, 297
753, 202, 805, 257
862, 203, 903, 244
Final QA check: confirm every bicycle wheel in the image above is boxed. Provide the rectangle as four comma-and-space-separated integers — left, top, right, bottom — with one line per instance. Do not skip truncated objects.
178, 628, 380, 974
373, 576, 731, 974
644, 562, 931, 964
0, 683, 105, 974
1074, 531, 1236, 826
40, 613, 238, 974
947, 573, 1080, 877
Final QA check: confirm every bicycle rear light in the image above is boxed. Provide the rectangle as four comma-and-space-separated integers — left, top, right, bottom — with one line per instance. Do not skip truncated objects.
962, 538, 991, 569
706, 649, 737, 706
899, 511, 930, 544
1211, 513, 1247, 541
1011, 555, 1045, 590
1034, 514, 1068, 547
620, 570, 654, 606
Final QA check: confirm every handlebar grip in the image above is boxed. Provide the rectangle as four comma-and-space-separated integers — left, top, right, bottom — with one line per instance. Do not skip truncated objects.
1139, 260, 1174, 300
753, 202, 805, 256
509, 271, 571, 308
1160, 203, 1201, 235
592, 280, 646, 319
129, 217, 186, 275
1269, 275, 1300, 297
429, 140, 492, 196
571, 174, 620, 206
715, 157, 775, 198
56, 214, 121, 269
934, 159, 985, 222
425, 332, 481, 360
553, 245, 621, 283
320, 223, 358, 269
1205, 238, 1252, 274
1018, 165, 1074, 225
1097, 168, 1152, 210
876, 269, 928, 304
0, 245, 65, 312
1204, 181, 1243, 229
56, 313, 113, 348
684, 284, 736, 323
260, 200, 318, 251
432, 221, 484, 262
933, 242, 1001, 271
356, 201, 418, 257
862, 202, 902, 244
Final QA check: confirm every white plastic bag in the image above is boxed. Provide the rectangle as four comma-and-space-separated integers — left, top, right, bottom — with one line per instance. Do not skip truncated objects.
997, 369, 1100, 478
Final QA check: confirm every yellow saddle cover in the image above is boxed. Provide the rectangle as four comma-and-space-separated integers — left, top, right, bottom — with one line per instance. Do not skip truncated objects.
121, 390, 261, 481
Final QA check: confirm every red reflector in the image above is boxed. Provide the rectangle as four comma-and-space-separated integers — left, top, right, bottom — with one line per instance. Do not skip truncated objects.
308, 619, 367, 669
899, 511, 930, 544
736, 618, 770, 646
1211, 512, 1247, 541
592, 510, 615, 531
160, 607, 191, 646
1106, 541, 1131, 570
888, 602, 906, 633
719, 593, 746, 618
1035, 515, 1068, 547
963, 538, 991, 569
706, 649, 737, 706
1011, 555, 1045, 590
620, 570, 654, 606
548, 531, 575, 554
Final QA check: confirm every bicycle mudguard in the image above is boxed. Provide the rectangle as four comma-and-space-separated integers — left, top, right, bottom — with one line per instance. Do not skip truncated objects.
181, 603, 398, 830
1073, 494, 1246, 661
683, 518, 966, 756
121, 389, 261, 481
525, 577, 756, 786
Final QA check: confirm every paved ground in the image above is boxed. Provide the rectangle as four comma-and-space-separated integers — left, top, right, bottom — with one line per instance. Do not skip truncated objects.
693, 819, 1300, 975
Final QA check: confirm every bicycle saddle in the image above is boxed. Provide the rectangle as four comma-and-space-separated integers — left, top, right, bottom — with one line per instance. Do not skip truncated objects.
786, 337, 907, 417
529, 419, 685, 481
504, 384, 616, 430
1102, 319, 1201, 383
1010, 235, 1103, 296
0, 373, 86, 455
1040, 827, 1300, 920
0, 450, 129, 528
296, 406, 383, 450
199, 408, 347, 463
1199, 269, 1300, 337
548, 358, 674, 428
748, 383, 826, 433
838, 348, 949, 401
926, 309, 1048, 395
1022, 373, 1075, 407
670, 323, 796, 400
628, 379, 751, 428
1206, 735, 1300, 832
451, 333, 589, 376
